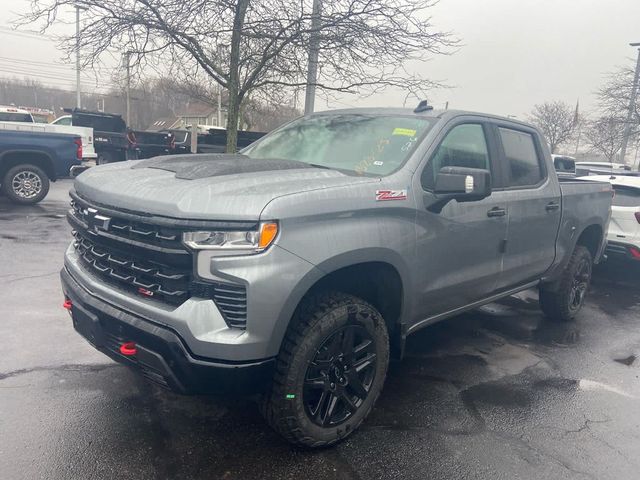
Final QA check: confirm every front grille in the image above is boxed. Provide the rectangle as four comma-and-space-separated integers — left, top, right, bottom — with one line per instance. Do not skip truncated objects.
74, 231, 190, 304
68, 194, 248, 328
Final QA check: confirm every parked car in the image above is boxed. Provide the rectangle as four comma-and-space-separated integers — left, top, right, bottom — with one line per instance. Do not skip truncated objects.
574, 161, 636, 177
52, 109, 171, 163
551, 154, 576, 175
130, 130, 172, 159
60, 106, 611, 447
53, 110, 129, 164
0, 119, 96, 163
0, 106, 34, 123
0, 129, 82, 204
581, 174, 640, 261
163, 127, 266, 154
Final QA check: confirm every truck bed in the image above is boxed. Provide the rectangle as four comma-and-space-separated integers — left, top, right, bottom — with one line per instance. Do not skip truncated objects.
555, 178, 612, 266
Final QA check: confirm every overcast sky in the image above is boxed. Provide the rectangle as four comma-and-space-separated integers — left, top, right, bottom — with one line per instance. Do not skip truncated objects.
2, 0, 640, 118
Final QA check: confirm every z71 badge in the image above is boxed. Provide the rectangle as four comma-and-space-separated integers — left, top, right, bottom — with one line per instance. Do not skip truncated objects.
376, 189, 408, 201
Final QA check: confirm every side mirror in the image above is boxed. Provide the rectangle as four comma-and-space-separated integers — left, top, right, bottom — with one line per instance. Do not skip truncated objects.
426, 166, 491, 213
434, 166, 491, 201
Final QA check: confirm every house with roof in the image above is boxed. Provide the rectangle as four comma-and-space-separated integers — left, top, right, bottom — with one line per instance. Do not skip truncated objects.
147, 116, 181, 131
147, 103, 227, 131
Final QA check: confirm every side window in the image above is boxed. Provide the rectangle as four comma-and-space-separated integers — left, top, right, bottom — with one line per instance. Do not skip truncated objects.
422, 123, 490, 190
499, 128, 544, 187
55, 117, 72, 126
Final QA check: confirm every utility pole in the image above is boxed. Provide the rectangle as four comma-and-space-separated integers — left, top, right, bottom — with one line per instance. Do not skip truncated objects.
620, 42, 640, 165
75, 4, 84, 108
190, 123, 198, 154
124, 52, 131, 126
304, 0, 322, 115
217, 84, 222, 126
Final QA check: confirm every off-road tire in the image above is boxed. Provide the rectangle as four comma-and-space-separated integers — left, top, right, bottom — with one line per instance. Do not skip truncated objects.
260, 292, 390, 447
3, 164, 50, 205
539, 245, 593, 322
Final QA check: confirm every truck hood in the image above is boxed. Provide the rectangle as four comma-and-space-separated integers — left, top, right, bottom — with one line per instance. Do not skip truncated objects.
74, 154, 377, 221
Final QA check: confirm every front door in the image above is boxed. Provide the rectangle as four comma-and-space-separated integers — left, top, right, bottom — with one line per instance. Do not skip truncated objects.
412, 121, 509, 321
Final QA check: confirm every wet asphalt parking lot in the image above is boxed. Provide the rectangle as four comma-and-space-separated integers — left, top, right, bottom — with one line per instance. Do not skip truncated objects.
1, 179, 640, 480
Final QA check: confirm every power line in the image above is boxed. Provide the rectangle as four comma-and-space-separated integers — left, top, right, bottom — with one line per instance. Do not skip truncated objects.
0, 26, 57, 41
0, 78, 128, 101
0, 62, 97, 82
0, 55, 78, 71
0, 62, 120, 86
0, 66, 112, 86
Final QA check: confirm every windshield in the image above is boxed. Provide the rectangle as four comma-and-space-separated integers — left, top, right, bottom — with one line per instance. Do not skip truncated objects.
243, 114, 436, 176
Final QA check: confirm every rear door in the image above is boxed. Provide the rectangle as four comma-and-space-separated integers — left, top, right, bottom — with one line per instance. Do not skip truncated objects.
493, 123, 562, 290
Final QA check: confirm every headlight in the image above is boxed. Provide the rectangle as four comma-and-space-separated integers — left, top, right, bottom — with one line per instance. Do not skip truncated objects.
182, 222, 278, 254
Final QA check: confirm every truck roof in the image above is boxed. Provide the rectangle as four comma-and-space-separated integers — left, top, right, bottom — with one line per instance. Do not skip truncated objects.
310, 107, 534, 128
0, 105, 31, 114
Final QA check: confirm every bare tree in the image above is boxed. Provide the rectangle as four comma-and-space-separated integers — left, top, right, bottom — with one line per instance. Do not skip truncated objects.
596, 63, 640, 126
21, 0, 455, 152
528, 101, 577, 153
595, 62, 640, 164
584, 116, 627, 162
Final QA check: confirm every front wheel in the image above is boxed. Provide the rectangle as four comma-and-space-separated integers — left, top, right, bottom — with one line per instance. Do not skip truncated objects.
539, 245, 593, 322
261, 292, 389, 447
2, 164, 50, 205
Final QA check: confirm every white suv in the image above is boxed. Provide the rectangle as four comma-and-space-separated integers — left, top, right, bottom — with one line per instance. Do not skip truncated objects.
0, 106, 34, 122
584, 175, 640, 261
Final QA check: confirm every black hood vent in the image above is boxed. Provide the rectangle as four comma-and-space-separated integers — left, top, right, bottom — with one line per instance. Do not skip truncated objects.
131, 154, 314, 180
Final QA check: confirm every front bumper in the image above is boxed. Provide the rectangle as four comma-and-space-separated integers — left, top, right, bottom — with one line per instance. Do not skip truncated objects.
61, 267, 275, 394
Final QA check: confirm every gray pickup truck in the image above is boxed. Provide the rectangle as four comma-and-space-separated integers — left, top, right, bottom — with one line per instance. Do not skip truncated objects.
61, 106, 611, 447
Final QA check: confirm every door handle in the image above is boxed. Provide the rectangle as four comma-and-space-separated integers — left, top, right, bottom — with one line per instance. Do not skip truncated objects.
487, 207, 506, 217
545, 202, 560, 212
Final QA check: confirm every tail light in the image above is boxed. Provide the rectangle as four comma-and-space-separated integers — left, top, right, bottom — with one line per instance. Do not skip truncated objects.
629, 246, 640, 259
73, 138, 83, 160
635, 212, 640, 224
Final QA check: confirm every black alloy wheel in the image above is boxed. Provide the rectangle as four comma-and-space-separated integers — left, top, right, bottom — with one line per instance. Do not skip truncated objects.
304, 324, 377, 427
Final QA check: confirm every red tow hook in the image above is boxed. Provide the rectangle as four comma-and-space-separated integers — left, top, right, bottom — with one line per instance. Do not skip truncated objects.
62, 299, 73, 311
119, 342, 137, 356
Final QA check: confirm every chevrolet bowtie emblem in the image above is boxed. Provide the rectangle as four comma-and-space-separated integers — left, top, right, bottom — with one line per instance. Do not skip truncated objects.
85, 208, 111, 234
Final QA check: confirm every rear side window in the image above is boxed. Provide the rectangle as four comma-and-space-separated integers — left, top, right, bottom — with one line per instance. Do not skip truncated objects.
422, 123, 490, 190
0, 112, 32, 122
612, 186, 640, 207
499, 128, 544, 187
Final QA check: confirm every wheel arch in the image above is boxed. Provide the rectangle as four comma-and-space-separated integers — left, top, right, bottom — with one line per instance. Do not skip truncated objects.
279, 249, 411, 359
575, 223, 604, 260
0, 150, 56, 181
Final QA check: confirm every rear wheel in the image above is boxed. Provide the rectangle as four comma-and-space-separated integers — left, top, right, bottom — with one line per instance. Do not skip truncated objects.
539, 245, 593, 322
97, 151, 116, 165
261, 292, 389, 447
2, 164, 50, 205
